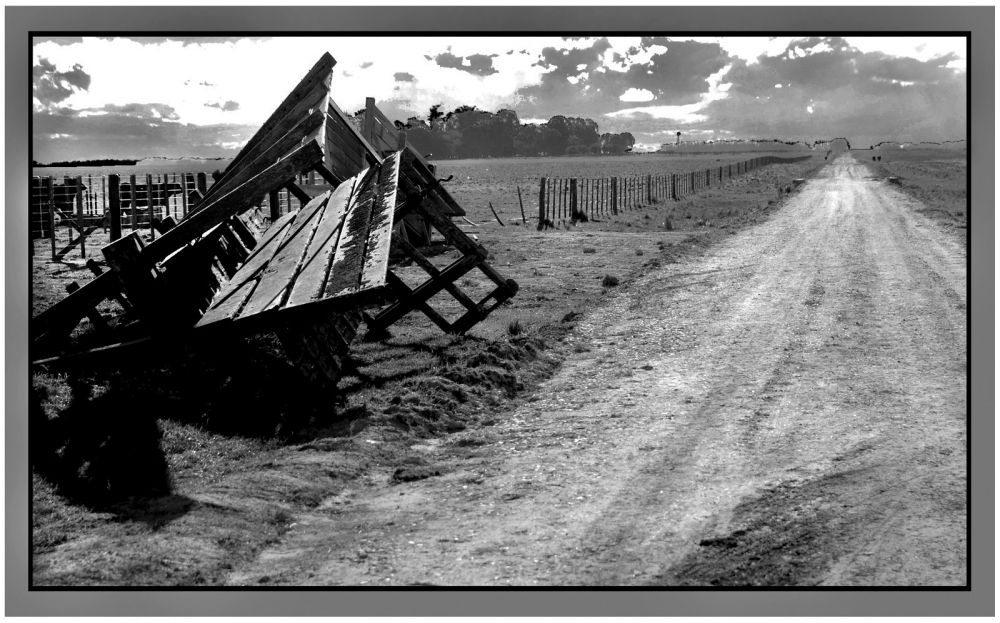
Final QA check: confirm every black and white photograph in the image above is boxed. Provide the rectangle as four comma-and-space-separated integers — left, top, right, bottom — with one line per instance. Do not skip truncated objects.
14, 6, 987, 614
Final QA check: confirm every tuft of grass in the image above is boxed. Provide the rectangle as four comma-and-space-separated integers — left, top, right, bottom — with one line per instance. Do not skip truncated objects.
582, 247, 596, 254
506, 319, 524, 337
601, 274, 620, 287
635, 249, 644, 256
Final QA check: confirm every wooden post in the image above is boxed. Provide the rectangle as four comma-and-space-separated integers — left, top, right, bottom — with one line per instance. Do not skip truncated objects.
671, 173, 676, 200
129, 174, 137, 231
269, 189, 281, 221
163, 173, 171, 220
108, 174, 122, 241
488, 201, 505, 226
181, 173, 189, 217
563, 179, 569, 220
537, 177, 546, 230
146, 173, 155, 240
196, 172, 208, 197
570, 178, 577, 218
517, 185, 526, 224
73, 176, 85, 258
364, 97, 377, 145
46, 177, 56, 260
101, 175, 107, 232
611, 177, 618, 215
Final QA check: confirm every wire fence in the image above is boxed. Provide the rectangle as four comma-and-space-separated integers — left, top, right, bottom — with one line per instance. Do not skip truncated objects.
536, 155, 813, 227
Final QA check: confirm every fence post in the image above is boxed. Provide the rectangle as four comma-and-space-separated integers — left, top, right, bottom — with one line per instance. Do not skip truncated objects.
146, 173, 155, 240
181, 173, 190, 217
537, 177, 546, 230
46, 177, 56, 260
570, 178, 577, 218
269, 189, 280, 221
611, 177, 618, 214
75, 175, 86, 258
129, 174, 137, 232
162, 173, 171, 220
108, 174, 122, 241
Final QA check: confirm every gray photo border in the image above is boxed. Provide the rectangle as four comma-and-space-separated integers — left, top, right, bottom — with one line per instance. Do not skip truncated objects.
7, 5, 994, 617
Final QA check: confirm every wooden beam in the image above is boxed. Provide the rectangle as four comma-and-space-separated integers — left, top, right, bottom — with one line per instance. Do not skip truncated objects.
219, 53, 336, 181
141, 140, 324, 266
30, 271, 116, 342
284, 182, 312, 206
366, 254, 479, 332
192, 108, 327, 213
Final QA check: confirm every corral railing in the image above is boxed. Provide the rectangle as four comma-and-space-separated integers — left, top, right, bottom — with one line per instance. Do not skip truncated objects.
30, 170, 328, 260
535, 154, 812, 229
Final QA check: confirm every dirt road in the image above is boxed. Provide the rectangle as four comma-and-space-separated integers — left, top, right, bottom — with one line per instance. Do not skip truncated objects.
228, 154, 967, 586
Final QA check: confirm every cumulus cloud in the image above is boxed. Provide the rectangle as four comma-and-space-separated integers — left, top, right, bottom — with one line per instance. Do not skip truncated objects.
620, 88, 654, 102
434, 52, 499, 76
393, 72, 415, 82
33, 58, 91, 107
204, 100, 240, 112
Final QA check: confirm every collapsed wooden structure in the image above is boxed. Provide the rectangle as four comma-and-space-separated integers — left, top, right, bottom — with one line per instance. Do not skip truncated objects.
30, 52, 518, 391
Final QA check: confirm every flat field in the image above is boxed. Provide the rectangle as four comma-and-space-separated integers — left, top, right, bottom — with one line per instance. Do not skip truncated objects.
433, 152, 813, 225
32, 152, 828, 586
860, 148, 968, 237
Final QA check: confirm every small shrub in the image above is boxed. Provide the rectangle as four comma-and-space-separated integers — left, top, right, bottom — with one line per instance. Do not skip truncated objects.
602, 274, 620, 287
635, 249, 644, 256
582, 247, 596, 254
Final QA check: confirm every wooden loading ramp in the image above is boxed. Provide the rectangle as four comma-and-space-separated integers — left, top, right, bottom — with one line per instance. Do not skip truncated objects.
30, 52, 518, 393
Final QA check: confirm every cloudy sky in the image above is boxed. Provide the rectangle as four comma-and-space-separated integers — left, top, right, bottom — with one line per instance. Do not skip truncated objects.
32, 35, 967, 162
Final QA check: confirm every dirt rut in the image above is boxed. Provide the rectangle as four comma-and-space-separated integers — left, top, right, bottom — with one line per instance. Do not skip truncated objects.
227, 155, 966, 586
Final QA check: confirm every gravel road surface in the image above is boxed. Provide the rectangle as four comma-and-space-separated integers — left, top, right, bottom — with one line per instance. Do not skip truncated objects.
228, 154, 967, 587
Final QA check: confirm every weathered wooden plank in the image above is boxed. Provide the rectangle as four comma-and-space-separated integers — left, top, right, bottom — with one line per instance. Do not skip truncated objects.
143, 140, 324, 266
326, 97, 382, 166
238, 192, 332, 318
363, 97, 377, 146
197, 107, 327, 211
324, 168, 380, 298
357, 151, 400, 292
219, 53, 335, 184
284, 170, 361, 308
102, 232, 162, 325
324, 126, 365, 179
194, 210, 299, 328
284, 181, 312, 205
401, 146, 464, 216
64, 282, 110, 332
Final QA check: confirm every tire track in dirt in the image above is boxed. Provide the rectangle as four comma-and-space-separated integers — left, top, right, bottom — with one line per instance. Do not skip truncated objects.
223, 154, 965, 586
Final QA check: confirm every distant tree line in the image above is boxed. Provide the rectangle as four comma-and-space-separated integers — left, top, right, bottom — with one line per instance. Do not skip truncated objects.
368, 106, 636, 159
33, 158, 139, 167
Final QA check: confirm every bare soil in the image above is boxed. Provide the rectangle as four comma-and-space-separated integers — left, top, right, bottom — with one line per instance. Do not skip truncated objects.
30, 153, 966, 586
